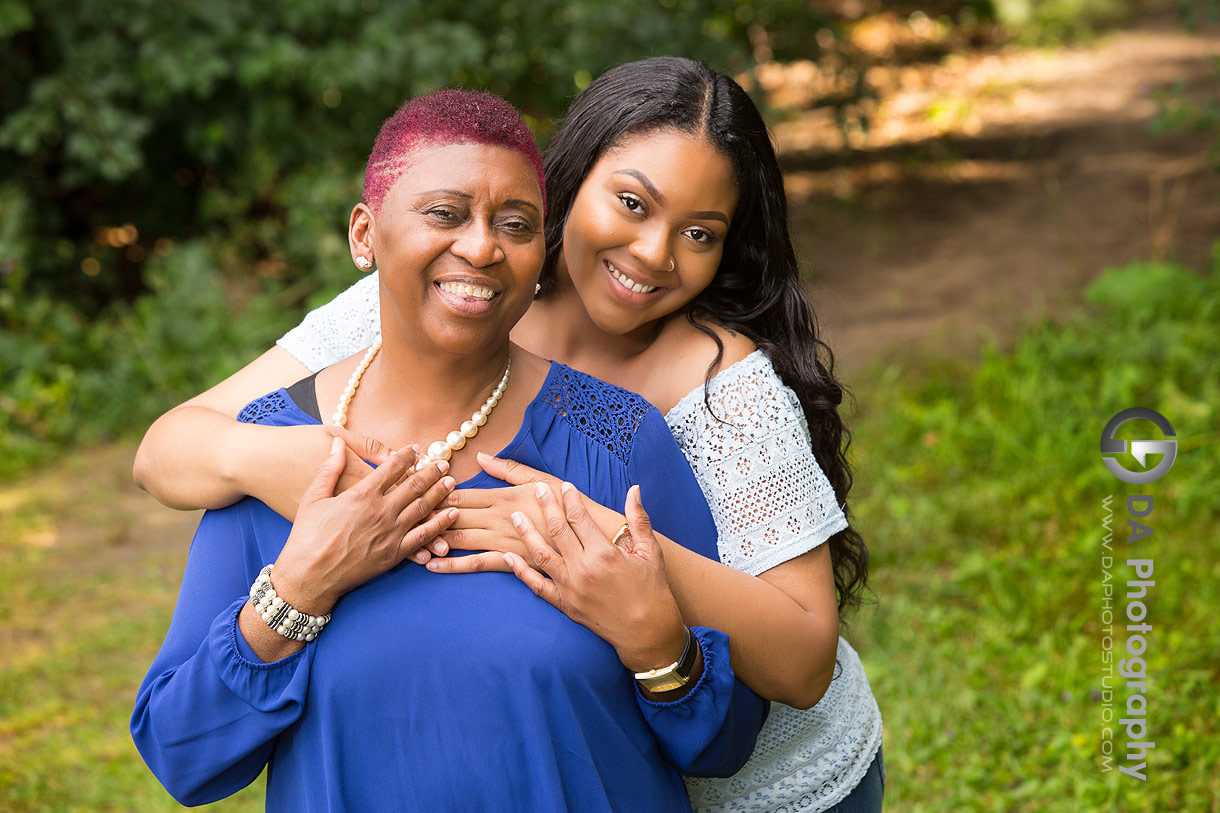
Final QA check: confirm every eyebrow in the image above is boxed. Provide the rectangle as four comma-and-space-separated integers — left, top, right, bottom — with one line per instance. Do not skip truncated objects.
415, 190, 541, 215
611, 169, 730, 226
505, 199, 541, 215
612, 170, 665, 205
687, 209, 730, 227
416, 188, 472, 199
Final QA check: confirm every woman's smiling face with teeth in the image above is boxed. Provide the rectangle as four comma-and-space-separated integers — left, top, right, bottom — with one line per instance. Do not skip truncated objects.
364, 141, 544, 357
558, 130, 739, 337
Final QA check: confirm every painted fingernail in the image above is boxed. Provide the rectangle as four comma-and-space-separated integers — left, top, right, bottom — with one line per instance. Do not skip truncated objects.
436, 460, 450, 474
535, 482, 548, 498
511, 511, 525, 527
561, 481, 573, 493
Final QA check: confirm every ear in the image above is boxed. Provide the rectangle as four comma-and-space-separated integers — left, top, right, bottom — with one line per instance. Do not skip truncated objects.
349, 203, 375, 269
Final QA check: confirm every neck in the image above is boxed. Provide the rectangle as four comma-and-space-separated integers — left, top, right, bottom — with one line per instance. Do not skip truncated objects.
518, 261, 662, 374
356, 318, 513, 444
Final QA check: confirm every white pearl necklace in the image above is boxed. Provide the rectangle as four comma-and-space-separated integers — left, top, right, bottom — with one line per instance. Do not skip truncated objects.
331, 336, 511, 468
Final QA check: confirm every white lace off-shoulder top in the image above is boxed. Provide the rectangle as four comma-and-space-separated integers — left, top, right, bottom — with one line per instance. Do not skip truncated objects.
277, 273, 883, 811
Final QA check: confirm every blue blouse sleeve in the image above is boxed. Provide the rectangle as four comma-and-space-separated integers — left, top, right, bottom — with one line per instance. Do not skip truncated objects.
130, 505, 313, 806
626, 408, 768, 778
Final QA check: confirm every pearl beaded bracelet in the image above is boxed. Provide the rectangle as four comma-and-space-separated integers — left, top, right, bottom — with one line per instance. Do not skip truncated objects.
248, 564, 331, 642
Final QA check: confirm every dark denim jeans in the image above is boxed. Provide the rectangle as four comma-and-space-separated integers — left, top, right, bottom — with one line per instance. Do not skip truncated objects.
824, 745, 885, 813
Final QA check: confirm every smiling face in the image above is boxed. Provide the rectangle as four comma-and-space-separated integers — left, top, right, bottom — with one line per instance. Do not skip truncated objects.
558, 129, 739, 337
356, 141, 545, 357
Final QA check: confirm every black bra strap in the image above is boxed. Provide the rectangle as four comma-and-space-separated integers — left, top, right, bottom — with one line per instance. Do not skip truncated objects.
285, 373, 322, 422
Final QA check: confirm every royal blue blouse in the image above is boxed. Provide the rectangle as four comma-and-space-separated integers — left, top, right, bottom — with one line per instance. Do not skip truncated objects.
131, 362, 766, 812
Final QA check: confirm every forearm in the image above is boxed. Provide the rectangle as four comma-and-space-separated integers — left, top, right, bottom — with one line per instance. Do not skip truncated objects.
133, 502, 312, 807
580, 499, 837, 708
136, 404, 319, 518
133, 599, 309, 806
133, 344, 313, 510
134, 405, 261, 510
660, 539, 838, 709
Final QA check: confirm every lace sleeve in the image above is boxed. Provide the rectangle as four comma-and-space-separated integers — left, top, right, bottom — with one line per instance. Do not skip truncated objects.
276, 272, 381, 372
664, 351, 848, 577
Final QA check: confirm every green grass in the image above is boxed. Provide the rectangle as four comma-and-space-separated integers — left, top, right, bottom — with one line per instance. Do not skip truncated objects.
846, 258, 1220, 810
1, 258, 1217, 810
0, 449, 264, 812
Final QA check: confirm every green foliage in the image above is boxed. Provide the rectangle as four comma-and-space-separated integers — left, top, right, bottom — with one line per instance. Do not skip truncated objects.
0, 0, 832, 309
0, 237, 292, 475
0, 0, 843, 472
987, 0, 1131, 42
1175, 0, 1220, 30
849, 257, 1220, 809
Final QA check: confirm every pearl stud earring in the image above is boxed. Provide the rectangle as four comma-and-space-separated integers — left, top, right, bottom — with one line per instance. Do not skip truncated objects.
356, 256, 374, 271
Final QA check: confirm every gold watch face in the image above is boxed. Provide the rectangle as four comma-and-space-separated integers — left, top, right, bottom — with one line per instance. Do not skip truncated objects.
636, 673, 690, 693
634, 627, 697, 693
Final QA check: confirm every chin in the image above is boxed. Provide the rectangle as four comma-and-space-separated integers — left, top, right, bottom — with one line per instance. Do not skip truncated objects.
592, 314, 648, 338
589, 297, 666, 336
422, 321, 513, 358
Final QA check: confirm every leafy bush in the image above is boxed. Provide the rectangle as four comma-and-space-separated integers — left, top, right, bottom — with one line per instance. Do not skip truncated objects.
0, 237, 292, 475
1, 1, 847, 474
0, 0, 834, 311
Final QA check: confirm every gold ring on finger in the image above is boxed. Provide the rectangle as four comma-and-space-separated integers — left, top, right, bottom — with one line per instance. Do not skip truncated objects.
610, 522, 632, 549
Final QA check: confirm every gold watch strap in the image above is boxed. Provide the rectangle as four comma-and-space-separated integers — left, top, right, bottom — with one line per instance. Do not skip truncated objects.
634, 627, 697, 693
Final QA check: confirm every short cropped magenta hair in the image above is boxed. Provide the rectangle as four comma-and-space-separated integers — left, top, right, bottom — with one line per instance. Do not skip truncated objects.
362, 89, 545, 214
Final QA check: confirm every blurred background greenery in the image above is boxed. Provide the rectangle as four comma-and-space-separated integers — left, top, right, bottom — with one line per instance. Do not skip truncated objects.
2, 0, 1218, 810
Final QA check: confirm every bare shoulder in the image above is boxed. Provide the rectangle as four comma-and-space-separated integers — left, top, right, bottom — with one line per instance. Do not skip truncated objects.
655, 316, 757, 372
702, 321, 758, 374
643, 317, 758, 412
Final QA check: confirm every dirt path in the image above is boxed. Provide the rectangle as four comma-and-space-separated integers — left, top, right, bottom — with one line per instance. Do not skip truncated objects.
781, 17, 1220, 373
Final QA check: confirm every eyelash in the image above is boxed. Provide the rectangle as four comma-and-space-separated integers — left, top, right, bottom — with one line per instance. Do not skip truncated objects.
617, 193, 645, 215
619, 194, 718, 245
425, 207, 461, 222
499, 219, 536, 235
425, 209, 535, 235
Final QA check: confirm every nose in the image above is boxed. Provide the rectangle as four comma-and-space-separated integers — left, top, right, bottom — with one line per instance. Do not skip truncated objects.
450, 221, 505, 268
628, 223, 673, 274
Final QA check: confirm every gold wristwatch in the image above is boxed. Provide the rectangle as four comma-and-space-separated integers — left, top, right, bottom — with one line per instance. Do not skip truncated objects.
634, 626, 697, 693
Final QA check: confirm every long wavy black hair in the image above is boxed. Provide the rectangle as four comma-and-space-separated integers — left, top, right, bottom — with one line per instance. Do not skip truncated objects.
540, 57, 869, 617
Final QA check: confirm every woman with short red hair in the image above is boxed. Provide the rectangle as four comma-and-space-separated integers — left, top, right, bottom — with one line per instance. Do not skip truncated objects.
130, 89, 765, 812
